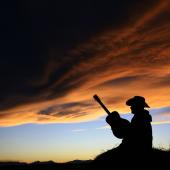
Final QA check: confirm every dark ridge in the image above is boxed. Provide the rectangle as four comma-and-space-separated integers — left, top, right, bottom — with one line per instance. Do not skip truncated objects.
0, 148, 169, 169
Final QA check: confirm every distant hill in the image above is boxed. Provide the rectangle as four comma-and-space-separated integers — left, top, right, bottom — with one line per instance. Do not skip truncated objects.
0, 159, 92, 169
0, 148, 170, 169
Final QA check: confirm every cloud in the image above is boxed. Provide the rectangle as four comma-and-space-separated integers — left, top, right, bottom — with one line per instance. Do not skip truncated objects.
37, 101, 95, 118
151, 75, 170, 87
38, 102, 91, 116
97, 75, 142, 88
72, 129, 87, 132
152, 121, 170, 125
1, 0, 170, 126
150, 107, 170, 115
96, 125, 110, 130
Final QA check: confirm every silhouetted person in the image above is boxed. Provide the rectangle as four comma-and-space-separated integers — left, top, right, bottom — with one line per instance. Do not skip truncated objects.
106, 96, 153, 155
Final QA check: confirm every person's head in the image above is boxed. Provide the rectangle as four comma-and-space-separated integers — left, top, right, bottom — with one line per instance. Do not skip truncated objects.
126, 96, 150, 114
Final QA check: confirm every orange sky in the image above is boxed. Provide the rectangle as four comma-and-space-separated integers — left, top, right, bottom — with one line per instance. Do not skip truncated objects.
1, 0, 170, 127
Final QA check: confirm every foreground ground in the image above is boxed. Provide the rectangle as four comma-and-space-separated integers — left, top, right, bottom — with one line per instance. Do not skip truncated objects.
0, 148, 170, 169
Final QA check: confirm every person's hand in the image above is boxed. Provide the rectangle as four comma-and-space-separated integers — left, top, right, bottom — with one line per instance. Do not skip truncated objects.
106, 111, 120, 125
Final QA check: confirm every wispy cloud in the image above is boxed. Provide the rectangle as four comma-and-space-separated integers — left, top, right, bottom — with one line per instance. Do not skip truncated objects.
150, 107, 170, 115
72, 129, 87, 132
152, 121, 170, 125
96, 125, 110, 130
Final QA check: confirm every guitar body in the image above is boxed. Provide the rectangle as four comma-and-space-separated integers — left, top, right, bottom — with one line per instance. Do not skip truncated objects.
93, 94, 130, 139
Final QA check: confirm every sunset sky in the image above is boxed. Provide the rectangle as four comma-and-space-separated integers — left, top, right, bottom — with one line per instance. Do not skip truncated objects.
0, 0, 170, 162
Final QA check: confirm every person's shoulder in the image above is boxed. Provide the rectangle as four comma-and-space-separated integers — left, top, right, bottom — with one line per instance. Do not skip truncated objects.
132, 110, 152, 123
143, 110, 152, 122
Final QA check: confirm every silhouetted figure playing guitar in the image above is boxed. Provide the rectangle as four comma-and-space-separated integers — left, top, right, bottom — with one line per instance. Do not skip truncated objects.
94, 95, 152, 156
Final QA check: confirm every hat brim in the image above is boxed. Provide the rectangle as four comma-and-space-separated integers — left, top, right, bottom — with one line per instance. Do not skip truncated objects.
126, 98, 150, 108
144, 103, 150, 108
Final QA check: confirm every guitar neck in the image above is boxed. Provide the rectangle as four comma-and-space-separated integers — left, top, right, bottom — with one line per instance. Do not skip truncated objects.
93, 95, 110, 115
